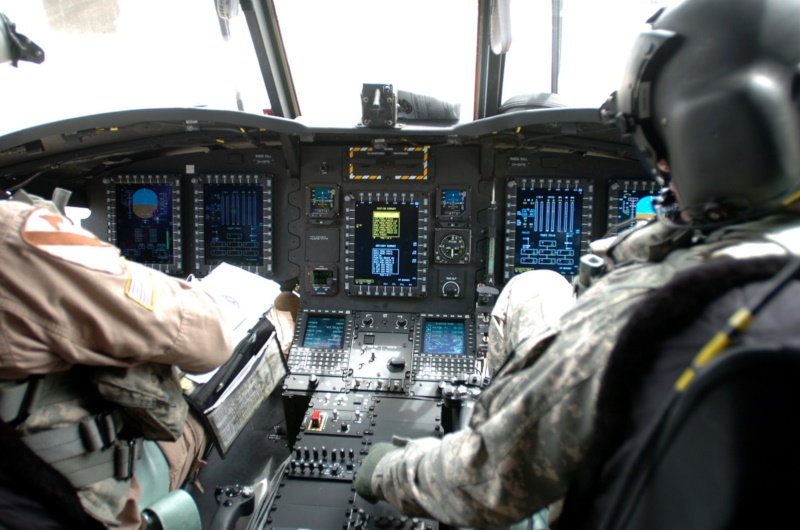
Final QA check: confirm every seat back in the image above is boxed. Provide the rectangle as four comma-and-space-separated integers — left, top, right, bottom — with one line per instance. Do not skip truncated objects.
597, 341, 800, 530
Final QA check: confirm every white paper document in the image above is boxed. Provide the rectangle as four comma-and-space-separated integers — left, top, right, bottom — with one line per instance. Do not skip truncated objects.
186, 263, 281, 384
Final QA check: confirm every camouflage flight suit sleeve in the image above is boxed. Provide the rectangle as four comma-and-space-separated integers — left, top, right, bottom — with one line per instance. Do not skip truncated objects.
370, 262, 680, 527
0, 200, 233, 379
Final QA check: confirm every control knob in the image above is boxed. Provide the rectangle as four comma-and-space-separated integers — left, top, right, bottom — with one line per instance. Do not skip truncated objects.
442, 280, 461, 297
387, 356, 406, 372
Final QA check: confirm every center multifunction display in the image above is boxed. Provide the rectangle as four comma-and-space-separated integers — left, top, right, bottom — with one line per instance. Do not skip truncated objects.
284, 309, 479, 398
343, 191, 430, 298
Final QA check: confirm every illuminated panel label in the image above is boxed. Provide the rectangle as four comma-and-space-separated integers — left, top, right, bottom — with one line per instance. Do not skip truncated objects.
302, 316, 346, 349
423, 320, 466, 355
354, 202, 418, 287
116, 183, 174, 264
203, 183, 264, 267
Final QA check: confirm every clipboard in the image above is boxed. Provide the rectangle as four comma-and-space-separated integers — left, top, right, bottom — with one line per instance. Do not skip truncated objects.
186, 317, 288, 456
181, 262, 288, 455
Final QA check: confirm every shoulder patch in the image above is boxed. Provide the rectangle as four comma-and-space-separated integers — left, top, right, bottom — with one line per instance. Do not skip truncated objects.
125, 263, 156, 310
21, 208, 124, 275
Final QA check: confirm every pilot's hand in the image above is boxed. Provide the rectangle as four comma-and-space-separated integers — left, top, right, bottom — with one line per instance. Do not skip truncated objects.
354, 442, 396, 503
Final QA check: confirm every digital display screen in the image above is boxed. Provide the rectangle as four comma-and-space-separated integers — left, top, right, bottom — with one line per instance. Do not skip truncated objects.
613, 189, 658, 230
203, 183, 264, 267
353, 199, 419, 287
310, 187, 336, 216
440, 189, 467, 217
423, 320, 466, 355
115, 183, 175, 264
514, 186, 584, 276
312, 269, 334, 285
302, 316, 346, 349
607, 181, 661, 234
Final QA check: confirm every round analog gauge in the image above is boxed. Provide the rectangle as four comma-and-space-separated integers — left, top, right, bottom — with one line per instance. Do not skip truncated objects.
438, 233, 467, 261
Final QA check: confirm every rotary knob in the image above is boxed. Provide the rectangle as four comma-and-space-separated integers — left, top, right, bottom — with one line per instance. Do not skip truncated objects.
442, 281, 461, 297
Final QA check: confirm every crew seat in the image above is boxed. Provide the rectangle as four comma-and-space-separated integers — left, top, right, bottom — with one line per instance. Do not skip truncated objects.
558, 255, 800, 530
591, 340, 800, 529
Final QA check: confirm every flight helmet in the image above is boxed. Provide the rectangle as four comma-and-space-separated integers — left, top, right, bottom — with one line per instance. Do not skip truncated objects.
603, 0, 800, 224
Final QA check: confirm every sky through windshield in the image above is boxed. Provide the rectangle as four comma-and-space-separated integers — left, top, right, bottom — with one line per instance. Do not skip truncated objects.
0, 0, 681, 136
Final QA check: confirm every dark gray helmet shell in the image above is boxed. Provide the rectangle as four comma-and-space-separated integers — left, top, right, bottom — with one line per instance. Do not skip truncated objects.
609, 0, 800, 222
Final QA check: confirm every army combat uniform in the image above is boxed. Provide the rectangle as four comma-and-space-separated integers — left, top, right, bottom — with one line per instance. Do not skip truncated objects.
0, 198, 234, 527
364, 215, 800, 527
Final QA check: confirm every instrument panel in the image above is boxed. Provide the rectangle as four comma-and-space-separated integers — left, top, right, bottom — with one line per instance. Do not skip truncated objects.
82, 142, 658, 401
285, 310, 478, 398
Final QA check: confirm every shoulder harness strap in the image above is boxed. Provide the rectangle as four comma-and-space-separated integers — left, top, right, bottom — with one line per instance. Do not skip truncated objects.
0, 371, 142, 488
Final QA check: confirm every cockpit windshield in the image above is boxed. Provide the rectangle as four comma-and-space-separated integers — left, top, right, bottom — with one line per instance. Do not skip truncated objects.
0, 0, 681, 137
0, 0, 268, 135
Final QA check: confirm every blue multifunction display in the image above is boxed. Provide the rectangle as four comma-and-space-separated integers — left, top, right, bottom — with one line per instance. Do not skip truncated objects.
422, 320, 466, 355
203, 182, 265, 267
115, 182, 175, 264
302, 315, 346, 349
513, 187, 584, 276
504, 178, 593, 280
607, 180, 661, 234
